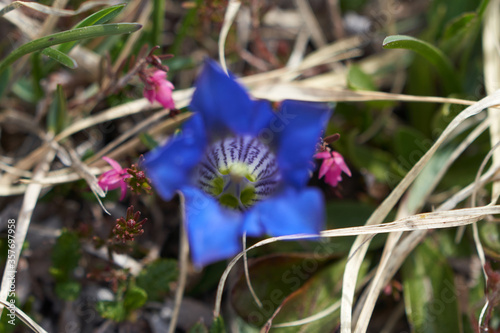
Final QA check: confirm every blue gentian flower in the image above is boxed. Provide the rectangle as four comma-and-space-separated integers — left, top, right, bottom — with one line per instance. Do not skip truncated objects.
144, 60, 331, 267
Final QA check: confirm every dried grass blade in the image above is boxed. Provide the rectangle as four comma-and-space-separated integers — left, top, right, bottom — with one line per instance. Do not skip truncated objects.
354, 117, 491, 333
218, 0, 241, 74
483, 0, 500, 203
294, 0, 327, 48
0, 148, 56, 315
0, 0, 116, 17
214, 204, 500, 318
339, 90, 500, 333
0, 299, 48, 333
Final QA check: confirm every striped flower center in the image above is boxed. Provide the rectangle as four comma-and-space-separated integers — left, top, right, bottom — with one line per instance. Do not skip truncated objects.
196, 136, 280, 210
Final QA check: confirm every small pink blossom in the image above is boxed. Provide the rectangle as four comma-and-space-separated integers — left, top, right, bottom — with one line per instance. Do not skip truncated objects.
314, 150, 351, 187
143, 70, 175, 109
98, 156, 131, 201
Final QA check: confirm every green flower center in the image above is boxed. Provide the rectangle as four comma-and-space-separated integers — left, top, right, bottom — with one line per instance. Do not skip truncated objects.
196, 136, 280, 210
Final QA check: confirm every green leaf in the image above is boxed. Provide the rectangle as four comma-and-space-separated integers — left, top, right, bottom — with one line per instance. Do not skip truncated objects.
123, 285, 147, 311
41, 48, 77, 69
57, 4, 127, 55
55, 280, 81, 301
12, 78, 36, 103
209, 316, 226, 333
382, 35, 461, 94
393, 126, 430, 172
477, 0, 490, 18
0, 23, 142, 75
96, 301, 126, 322
266, 259, 361, 331
189, 321, 209, 333
325, 201, 389, 253
47, 84, 67, 135
402, 240, 462, 333
347, 65, 376, 91
346, 131, 396, 184
136, 259, 178, 302
139, 132, 159, 150
151, 0, 166, 46
30, 52, 43, 101
0, 66, 10, 99
50, 229, 81, 280
442, 12, 477, 41
405, 145, 455, 214
480, 222, 500, 260
231, 254, 329, 327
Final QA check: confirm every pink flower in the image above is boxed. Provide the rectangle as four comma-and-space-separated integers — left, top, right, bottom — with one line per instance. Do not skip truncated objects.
98, 156, 132, 201
314, 150, 351, 187
143, 70, 175, 109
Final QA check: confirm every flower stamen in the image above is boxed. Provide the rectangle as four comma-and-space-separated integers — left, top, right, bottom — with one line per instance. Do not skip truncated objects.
197, 136, 280, 210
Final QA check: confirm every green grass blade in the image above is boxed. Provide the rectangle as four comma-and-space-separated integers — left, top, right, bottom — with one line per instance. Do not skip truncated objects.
151, 0, 165, 46
41, 48, 78, 69
0, 23, 142, 75
47, 84, 67, 135
57, 3, 127, 55
382, 35, 461, 94
0, 67, 10, 99
477, 0, 490, 18
31, 52, 43, 101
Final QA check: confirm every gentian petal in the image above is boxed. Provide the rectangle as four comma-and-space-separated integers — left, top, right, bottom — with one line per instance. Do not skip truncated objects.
144, 114, 206, 200
275, 101, 331, 188
246, 187, 325, 237
183, 187, 243, 267
191, 59, 272, 137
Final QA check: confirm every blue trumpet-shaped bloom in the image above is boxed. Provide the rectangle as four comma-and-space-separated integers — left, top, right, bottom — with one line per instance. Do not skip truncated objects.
145, 60, 331, 267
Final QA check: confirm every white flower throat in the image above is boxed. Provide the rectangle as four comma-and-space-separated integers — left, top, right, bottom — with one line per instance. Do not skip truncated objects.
196, 136, 280, 210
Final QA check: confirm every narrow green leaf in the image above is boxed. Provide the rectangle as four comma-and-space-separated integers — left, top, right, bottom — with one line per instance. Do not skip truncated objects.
152, 0, 166, 46
477, 0, 490, 18
12, 79, 35, 103
169, 0, 203, 55
209, 316, 226, 333
30, 52, 43, 100
0, 67, 10, 99
0, 23, 142, 75
442, 12, 477, 41
382, 35, 461, 94
57, 4, 127, 55
47, 85, 68, 135
139, 133, 159, 150
41, 48, 78, 69
189, 321, 209, 333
